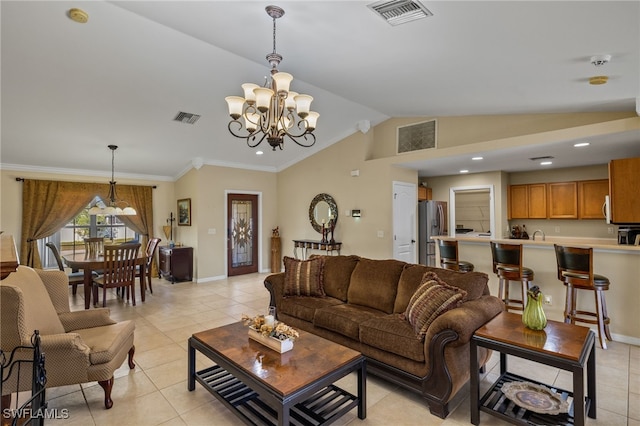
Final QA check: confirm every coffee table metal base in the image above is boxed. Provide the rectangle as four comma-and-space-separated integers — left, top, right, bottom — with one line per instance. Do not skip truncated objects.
188, 336, 366, 426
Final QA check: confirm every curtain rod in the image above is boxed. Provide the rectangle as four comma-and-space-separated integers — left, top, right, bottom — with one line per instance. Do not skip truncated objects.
15, 178, 157, 188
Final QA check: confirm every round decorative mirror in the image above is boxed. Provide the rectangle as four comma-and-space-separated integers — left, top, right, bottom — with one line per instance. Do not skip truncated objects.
309, 193, 338, 233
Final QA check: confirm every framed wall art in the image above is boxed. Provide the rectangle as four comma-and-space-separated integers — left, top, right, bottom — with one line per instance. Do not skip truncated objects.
177, 198, 191, 226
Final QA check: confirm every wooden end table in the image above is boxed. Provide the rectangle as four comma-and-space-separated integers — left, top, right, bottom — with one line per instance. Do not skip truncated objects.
470, 312, 596, 426
188, 322, 366, 425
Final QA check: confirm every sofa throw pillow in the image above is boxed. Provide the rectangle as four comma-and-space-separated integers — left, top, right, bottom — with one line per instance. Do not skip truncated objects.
283, 256, 325, 297
403, 276, 467, 339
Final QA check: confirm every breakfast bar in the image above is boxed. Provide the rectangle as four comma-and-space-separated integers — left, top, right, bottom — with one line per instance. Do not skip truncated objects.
432, 235, 640, 344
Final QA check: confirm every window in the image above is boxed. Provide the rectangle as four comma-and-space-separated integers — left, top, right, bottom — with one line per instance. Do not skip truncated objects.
40, 197, 138, 266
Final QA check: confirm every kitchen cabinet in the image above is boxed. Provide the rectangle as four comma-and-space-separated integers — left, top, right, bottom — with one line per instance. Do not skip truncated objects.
548, 182, 578, 219
508, 184, 546, 219
418, 186, 432, 201
159, 246, 193, 283
578, 179, 609, 219
609, 157, 640, 223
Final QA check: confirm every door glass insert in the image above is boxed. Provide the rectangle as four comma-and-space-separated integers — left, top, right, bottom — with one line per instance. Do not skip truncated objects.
231, 199, 254, 268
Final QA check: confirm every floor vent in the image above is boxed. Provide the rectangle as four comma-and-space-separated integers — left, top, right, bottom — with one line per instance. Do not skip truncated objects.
397, 119, 436, 154
368, 0, 433, 26
173, 111, 201, 125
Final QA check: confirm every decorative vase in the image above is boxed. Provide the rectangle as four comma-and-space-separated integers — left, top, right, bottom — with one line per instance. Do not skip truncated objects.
522, 286, 547, 330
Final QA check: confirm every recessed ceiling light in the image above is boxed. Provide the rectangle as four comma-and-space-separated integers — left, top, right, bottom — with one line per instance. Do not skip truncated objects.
540, 161, 552, 166
472, 156, 483, 161
256, 151, 263, 155
574, 142, 590, 147
460, 169, 469, 173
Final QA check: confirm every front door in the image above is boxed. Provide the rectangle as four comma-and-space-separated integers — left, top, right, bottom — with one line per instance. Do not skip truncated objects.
227, 193, 259, 276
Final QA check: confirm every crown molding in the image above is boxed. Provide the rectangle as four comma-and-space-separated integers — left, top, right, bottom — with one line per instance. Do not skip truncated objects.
0, 163, 174, 182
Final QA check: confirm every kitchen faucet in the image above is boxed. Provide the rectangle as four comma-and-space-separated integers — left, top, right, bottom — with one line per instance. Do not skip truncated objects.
532, 229, 545, 241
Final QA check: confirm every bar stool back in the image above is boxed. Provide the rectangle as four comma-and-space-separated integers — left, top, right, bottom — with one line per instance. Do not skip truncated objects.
437, 240, 474, 272
490, 242, 534, 312
554, 244, 611, 349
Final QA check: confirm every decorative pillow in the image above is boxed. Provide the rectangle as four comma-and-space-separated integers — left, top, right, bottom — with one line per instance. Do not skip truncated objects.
283, 256, 325, 297
403, 276, 467, 339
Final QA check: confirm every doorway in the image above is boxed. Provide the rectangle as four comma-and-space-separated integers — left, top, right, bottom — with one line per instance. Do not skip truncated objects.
449, 185, 495, 237
227, 193, 259, 276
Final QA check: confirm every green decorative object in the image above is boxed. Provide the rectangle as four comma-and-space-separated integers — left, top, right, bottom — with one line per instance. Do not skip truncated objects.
522, 286, 547, 330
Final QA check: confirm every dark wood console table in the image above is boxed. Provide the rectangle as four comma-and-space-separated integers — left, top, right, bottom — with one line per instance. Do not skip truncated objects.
292, 239, 342, 260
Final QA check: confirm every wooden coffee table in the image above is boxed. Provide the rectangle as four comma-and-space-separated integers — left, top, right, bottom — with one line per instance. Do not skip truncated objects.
188, 322, 366, 425
470, 312, 596, 426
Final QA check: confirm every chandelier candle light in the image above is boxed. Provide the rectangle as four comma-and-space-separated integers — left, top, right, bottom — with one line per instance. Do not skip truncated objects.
88, 145, 136, 216
225, 5, 319, 151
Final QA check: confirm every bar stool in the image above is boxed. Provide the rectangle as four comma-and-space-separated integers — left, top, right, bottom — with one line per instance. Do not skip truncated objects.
437, 240, 474, 272
490, 242, 534, 312
554, 244, 611, 349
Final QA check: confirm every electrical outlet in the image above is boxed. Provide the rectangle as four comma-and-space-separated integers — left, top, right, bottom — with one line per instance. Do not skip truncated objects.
377, 230, 384, 238
554, 226, 560, 233
608, 227, 614, 235
543, 295, 552, 305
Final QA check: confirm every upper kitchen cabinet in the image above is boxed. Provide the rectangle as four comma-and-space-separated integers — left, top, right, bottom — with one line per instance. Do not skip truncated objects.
548, 182, 578, 219
578, 179, 609, 219
418, 186, 432, 201
609, 157, 640, 224
508, 184, 546, 219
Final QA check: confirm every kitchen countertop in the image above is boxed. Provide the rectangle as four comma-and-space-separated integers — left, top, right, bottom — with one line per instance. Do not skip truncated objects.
432, 234, 640, 252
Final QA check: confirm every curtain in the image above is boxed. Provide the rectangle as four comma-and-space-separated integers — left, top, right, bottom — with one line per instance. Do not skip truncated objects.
20, 180, 155, 271
20, 180, 107, 268
116, 185, 157, 277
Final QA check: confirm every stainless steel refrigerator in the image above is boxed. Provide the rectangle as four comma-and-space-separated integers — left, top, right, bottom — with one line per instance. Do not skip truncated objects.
418, 201, 448, 266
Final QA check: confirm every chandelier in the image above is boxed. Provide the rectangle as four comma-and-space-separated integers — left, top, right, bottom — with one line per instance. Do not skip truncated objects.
88, 145, 136, 216
225, 5, 319, 151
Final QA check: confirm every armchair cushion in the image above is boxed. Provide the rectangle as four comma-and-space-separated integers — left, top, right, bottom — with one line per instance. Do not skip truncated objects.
3, 266, 65, 335
75, 321, 136, 365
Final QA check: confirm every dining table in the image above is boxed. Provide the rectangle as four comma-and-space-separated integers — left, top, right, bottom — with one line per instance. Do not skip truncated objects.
63, 252, 147, 309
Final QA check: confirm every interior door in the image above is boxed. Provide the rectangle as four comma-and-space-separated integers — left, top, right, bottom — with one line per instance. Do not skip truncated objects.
227, 193, 259, 276
393, 181, 417, 263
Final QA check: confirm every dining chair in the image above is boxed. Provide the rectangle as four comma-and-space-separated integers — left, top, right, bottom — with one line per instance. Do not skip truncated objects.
490, 242, 535, 313
84, 237, 104, 259
135, 237, 161, 294
92, 244, 140, 307
45, 242, 85, 295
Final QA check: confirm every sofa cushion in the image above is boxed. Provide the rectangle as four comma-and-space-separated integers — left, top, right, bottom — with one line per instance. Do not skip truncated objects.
283, 256, 325, 297
74, 320, 135, 365
310, 255, 359, 301
404, 278, 467, 339
394, 264, 487, 313
314, 304, 385, 340
347, 258, 406, 314
359, 315, 425, 362
279, 296, 343, 323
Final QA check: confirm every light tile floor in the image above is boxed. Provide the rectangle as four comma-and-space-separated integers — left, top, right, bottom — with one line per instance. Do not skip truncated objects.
35, 273, 640, 425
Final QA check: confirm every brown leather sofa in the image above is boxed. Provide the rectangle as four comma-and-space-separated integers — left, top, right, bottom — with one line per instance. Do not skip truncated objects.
264, 255, 504, 418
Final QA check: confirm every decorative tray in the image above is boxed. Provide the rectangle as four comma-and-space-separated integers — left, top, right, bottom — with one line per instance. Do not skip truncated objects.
501, 381, 570, 415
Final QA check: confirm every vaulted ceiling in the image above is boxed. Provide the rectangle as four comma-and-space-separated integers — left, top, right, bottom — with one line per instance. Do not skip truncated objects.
2, 1, 639, 180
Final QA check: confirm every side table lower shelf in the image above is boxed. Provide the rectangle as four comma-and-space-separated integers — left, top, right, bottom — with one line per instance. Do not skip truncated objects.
195, 365, 359, 426
480, 371, 589, 426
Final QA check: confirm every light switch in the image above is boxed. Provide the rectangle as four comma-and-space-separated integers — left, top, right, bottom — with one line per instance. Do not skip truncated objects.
208, 228, 216, 235
377, 230, 384, 238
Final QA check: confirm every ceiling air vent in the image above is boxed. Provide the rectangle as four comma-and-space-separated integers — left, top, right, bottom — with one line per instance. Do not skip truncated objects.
397, 119, 436, 154
368, 0, 433, 26
173, 111, 201, 125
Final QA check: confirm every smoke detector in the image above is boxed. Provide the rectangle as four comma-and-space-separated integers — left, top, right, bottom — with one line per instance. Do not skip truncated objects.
590, 54, 611, 66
